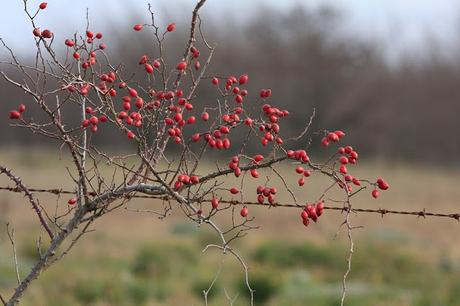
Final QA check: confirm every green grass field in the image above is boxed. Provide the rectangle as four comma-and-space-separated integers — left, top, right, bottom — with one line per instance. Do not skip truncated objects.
1, 149, 460, 305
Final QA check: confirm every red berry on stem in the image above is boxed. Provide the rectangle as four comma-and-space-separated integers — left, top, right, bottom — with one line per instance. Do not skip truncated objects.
68, 198, 77, 205
240, 207, 248, 217
109, 88, 117, 97
316, 201, 325, 216
41, 29, 52, 39
133, 24, 143, 31
167, 23, 176, 32
18, 104, 26, 113
33, 28, 41, 37
257, 194, 265, 204
128, 88, 138, 97
239, 74, 249, 85
65, 39, 75, 47
127, 131, 135, 139
177, 61, 187, 71
201, 112, 209, 121
301, 210, 309, 220
306, 205, 318, 222
335, 130, 346, 138
39, 2, 47, 9
190, 175, 200, 184
192, 133, 200, 142
211, 198, 219, 209
372, 189, 380, 199
145, 63, 154, 74
230, 187, 239, 194
298, 177, 305, 186
139, 55, 148, 65
327, 132, 339, 142
253, 154, 264, 163
9, 111, 20, 120
187, 116, 196, 124
89, 116, 98, 125
135, 98, 144, 109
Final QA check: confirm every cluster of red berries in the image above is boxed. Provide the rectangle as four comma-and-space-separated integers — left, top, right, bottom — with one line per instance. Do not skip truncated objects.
197, 108, 243, 149
322, 132, 361, 193
200, 124, 232, 149
81, 107, 107, 133
372, 178, 389, 198
8, 104, 26, 120
162, 92, 197, 144
321, 130, 346, 147
228, 156, 243, 177
139, 54, 160, 74
300, 201, 324, 226
32, 28, 53, 39
258, 104, 289, 146
336, 145, 359, 175
286, 150, 311, 186
190, 46, 201, 70
70, 30, 106, 69
173, 174, 200, 190
256, 185, 277, 205
295, 165, 311, 186
320, 131, 389, 198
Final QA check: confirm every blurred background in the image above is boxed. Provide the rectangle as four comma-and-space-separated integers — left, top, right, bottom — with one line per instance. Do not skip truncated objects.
1, 0, 460, 305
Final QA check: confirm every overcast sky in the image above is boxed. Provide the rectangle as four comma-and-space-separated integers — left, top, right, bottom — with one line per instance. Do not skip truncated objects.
0, 0, 459, 59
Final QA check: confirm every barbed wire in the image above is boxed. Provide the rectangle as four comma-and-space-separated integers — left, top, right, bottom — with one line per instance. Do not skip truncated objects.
1, 185, 459, 221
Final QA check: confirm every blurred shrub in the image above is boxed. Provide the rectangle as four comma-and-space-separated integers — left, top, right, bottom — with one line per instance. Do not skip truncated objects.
236, 268, 281, 304
73, 280, 105, 304
125, 280, 149, 305
252, 241, 344, 272
170, 221, 199, 236
19, 237, 40, 261
130, 243, 197, 278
